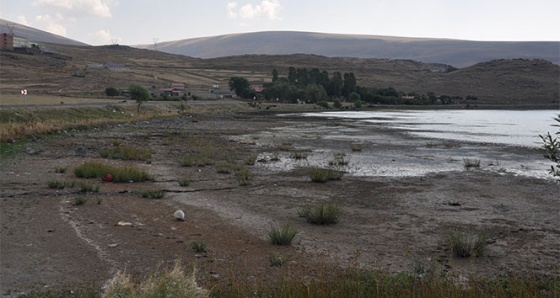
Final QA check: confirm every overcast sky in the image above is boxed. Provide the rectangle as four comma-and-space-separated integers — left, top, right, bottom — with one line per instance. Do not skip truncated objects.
1, 0, 559, 45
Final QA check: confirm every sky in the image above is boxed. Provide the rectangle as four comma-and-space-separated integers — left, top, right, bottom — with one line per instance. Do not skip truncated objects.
0, 0, 559, 45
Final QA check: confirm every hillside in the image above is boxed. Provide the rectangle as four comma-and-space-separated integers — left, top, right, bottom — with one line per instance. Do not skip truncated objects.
0, 43, 558, 107
137, 31, 560, 68
0, 18, 87, 46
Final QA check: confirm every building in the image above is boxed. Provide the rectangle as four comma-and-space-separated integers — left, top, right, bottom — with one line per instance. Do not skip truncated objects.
0, 33, 13, 50
171, 83, 185, 91
0, 33, 34, 50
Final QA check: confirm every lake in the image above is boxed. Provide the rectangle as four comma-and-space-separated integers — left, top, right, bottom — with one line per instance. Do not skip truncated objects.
303, 110, 560, 148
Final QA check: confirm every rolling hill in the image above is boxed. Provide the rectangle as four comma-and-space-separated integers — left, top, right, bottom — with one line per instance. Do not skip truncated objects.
0, 18, 87, 46
138, 31, 560, 68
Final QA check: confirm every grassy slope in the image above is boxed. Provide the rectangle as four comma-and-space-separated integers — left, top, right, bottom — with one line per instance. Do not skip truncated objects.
0, 44, 558, 106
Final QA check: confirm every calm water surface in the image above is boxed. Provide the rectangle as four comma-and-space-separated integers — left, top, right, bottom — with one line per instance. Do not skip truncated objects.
305, 110, 559, 148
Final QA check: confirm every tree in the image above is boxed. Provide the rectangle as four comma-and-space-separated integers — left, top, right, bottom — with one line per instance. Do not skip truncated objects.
327, 72, 343, 98
105, 87, 119, 97
540, 114, 560, 177
342, 72, 357, 98
129, 84, 150, 112
228, 77, 251, 98
272, 69, 279, 82
348, 92, 361, 102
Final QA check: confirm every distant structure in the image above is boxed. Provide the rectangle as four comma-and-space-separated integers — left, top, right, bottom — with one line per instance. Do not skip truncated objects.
1, 33, 34, 51
153, 38, 158, 51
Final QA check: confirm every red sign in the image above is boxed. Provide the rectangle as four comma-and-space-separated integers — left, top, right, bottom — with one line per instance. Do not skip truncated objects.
21, 89, 27, 95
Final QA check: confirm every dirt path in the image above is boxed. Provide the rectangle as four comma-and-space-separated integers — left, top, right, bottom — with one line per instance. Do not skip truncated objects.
1, 112, 559, 296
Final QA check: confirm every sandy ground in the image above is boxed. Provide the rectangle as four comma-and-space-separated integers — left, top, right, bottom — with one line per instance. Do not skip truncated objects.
1, 111, 559, 296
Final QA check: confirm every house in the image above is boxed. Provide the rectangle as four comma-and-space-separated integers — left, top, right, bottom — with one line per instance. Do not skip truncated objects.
0, 33, 33, 50
250, 85, 264, 93
104, 62, 127, 71
161, 88, 181, 97
171, 83, 185, 91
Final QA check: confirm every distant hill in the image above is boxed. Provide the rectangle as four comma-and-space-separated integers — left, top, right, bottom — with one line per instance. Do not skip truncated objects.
138, 31, 560, 68
0, 18, 87, 46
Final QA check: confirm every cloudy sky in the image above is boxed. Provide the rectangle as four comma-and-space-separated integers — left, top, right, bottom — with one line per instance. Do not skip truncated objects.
0, 0, 559, 45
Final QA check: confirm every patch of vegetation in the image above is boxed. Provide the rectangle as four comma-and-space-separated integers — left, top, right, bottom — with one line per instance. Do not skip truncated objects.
269, 253, 284, 267
290, 150, 308, 160
308, 167, 344, 182
268, 224, 297, 246
178, 177, 191, 187
446, 231, 488, 258
192, 241, 207, 253
463, 158, 481, 169
54, 166, 67, 173
328, 152, 349, 166
47, 180, 66, 189
78, 181, 100, 193
244, 153, 258, 165
540, 114, 560, 177
216, 162, 233, 174
74, 196, 88, 206
74, 161, 152, 183
103, 262, 208, 298
298, 203, 341, 225
141, 189, 165, 199
350, 142, 363, 152
99, 145, 152, 161
235, 166, 253, 186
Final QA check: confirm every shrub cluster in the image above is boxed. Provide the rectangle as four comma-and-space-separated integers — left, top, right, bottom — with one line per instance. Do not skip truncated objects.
298, 203, 340, 225
74, 161, 152, 183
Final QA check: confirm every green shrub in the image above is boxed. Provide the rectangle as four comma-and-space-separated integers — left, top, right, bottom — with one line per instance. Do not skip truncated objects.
308, 167, 344, 182
329, 152, 349, 166
100, 145, 151, 161
316, 101, 330, 109
290, 151, 308, 160
47, 180, 66, 189
74, 161, 152, 183
192, 241, 207, 253
142, 190, 165, 199
54, 166, 67, 173
268, 224, 297, 246
179, 177, 191, 187
74, 196, 88, 206
269, 253, 284, 267
446, 231, 487, 258
298, 203, 340, 225
235, 166, 252, 186
216, 162, 233, 174
245, 154, 257, 165
79, 181, 100, 193
463, 158, 481, 169
350, 142, 363, 152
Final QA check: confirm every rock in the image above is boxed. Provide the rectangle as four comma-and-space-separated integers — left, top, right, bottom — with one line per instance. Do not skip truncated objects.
174, 210, 185, 221
117, 221, 133, 226
108, 244, 119, 248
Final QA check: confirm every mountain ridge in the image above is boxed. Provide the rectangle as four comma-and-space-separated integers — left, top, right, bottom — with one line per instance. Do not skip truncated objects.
138, 30, 560, 68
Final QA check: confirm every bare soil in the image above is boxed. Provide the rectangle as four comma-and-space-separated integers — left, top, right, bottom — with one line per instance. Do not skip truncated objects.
1, 111, 559, 296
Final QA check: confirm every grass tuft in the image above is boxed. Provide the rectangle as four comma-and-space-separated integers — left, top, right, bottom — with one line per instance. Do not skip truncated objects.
268, 224, 297, 246
235, 166, 253, 186
178, 177, 191, 187
74, 161, 152, 183
308, 167, 344, 182
54, 166, 67, 173
78, 181, 100, 193
47, 180, 66, 189
463, 158, 481, 169
192, 241, 207, 253
269, 253, 284, 267
74, 196, 88, 206
446, 230, 488, 258
141, 189, 165, 199
100, 145, 152, 161
298, 203, 341, 225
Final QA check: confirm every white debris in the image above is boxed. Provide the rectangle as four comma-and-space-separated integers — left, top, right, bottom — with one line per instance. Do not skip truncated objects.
174, 210, 185, 221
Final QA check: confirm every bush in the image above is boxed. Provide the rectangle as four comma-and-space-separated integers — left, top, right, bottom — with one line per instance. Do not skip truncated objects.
269, 253, 284, 267
103, 262, 208, 298
100, 145, 152, 161
463, 158, 481, 169
268, 224, 297, 246
79, 181, 100, 193
47, 180, 66, 189
54, 166, 67, 173
308, 167, 344, 182
446, 231, 487, 258
74, 196, 88, 206
316, 101, 330, 109
105, 86, 120, 97
333, 99, 342, 109
179, 177, 191, 187
74, 161, 152, 183
298, 203, 340, 225
192, 241, 207, 253
235, 166, 252, 186
142, 190, 165, 199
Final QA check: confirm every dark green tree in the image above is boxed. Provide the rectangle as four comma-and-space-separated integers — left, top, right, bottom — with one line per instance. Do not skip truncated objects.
342, 72, 357, 98
327, 72, 343, 98
228, 77, 251, 98
272, 69, 279, 82
105, 87, 119, 97
348, 92, 361, 102
129, 84, 150, 112
288, 67, 297, 84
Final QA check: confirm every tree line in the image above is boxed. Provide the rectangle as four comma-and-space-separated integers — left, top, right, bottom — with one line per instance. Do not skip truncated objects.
229, 67, 475, 106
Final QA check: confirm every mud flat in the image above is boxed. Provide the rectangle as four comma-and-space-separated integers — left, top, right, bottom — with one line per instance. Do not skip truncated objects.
1, 111, 558, 296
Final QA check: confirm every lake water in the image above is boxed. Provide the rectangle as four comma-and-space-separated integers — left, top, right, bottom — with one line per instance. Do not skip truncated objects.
251, 109, 560, 180
303, 110, 560, 148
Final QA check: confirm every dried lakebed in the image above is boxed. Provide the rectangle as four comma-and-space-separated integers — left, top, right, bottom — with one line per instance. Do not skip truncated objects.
1, 112, 558, 296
